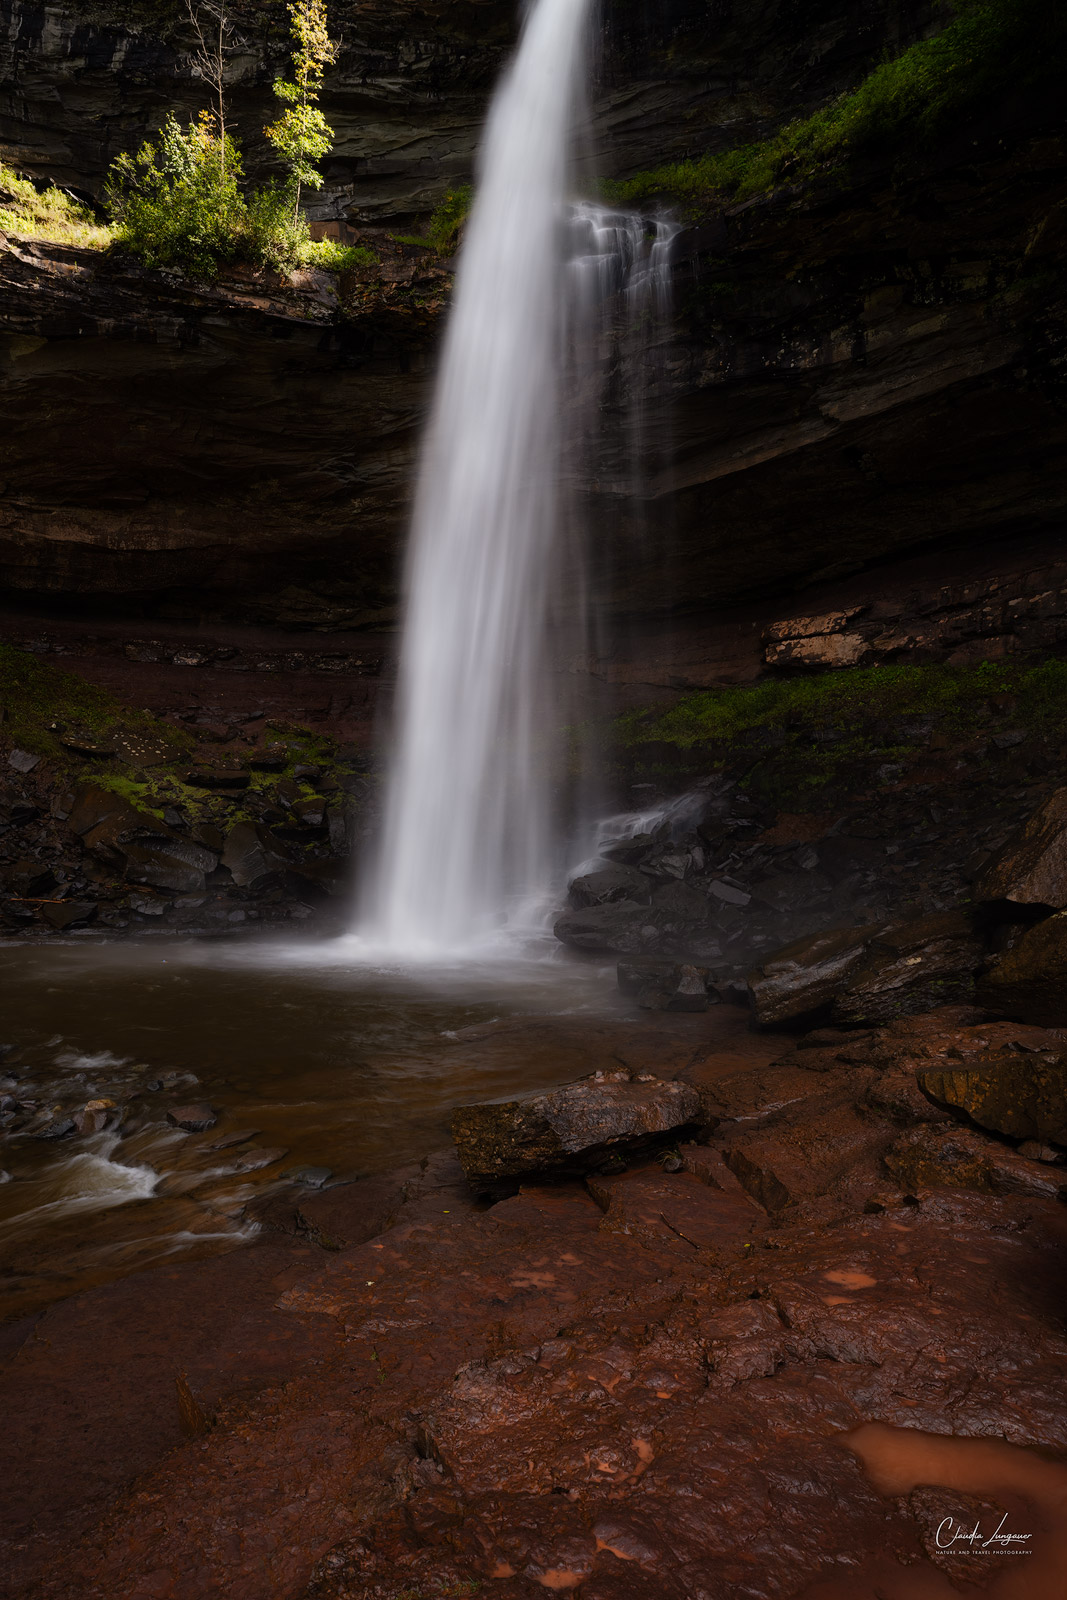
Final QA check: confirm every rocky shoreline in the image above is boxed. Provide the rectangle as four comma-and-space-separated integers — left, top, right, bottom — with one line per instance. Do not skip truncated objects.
2, 992, 1065, 1599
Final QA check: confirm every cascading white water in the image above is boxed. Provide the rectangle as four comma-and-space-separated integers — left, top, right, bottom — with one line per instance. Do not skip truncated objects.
359, 0, 595, 955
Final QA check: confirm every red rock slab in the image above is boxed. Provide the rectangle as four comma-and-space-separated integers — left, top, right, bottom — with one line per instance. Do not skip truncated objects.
18, 1170, 1067, 1600
0, 1239, 336, 1595
586, 1164, 764, 1254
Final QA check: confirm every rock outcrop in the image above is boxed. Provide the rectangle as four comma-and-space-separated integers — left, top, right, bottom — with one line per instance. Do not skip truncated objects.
5, 1002, 1067, 1600
978, 910, 1067, 1027
975, 787, 1067, 909
450, 1070, 700, 1188
1, 6, 1064, 629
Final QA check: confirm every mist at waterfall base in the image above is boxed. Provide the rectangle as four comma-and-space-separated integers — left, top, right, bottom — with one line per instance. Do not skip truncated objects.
349, 0, 677, 963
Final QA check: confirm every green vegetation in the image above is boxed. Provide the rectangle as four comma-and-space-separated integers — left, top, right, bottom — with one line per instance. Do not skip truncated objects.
615, 658, 1067, 805
0, 643, 170, 759
0, 643, 345, 834
264, 0, 336, 218
103, 0, 375, 277
391, 184, 473, 257
0, 163, 111, 249
606, 0, 1065, 212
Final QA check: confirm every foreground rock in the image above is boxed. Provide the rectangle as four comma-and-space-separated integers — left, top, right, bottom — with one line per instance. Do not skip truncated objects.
450, 1071, 700, 1188
8, 1017, 1067, 1600
919, 1050, 1067, 1145
747, 912, 983, 1028
975, 786, 1067, 908
978, 909, 1067, 1025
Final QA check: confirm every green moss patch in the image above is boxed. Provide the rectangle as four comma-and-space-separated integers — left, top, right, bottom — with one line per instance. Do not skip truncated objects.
613, 657, 1067, 806
605, 0, 1065, 214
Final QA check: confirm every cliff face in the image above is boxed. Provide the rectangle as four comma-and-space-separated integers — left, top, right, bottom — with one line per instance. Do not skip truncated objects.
586, 115, 1067, 631
0, 0, 1064, 637
3, 0, 941, 216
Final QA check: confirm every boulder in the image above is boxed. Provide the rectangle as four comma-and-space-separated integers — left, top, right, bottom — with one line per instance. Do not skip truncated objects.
918, 1050, 1067, 1145
617, 959, 714, 1011
40, 901, 97, 930
222, 822, 291, 891
552, 899, 649, 953
831, 911, 983, 1025
974, 787, 1067, 908
977, 910, 1067, 1025
747, 926, 872, 1027
450, 1071, 700, 1187
568, 862, 651, 908
884, 1124, 1066, 1201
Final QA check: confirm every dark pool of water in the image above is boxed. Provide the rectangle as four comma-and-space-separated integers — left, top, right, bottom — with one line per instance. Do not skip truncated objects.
0, 934, 621, 1321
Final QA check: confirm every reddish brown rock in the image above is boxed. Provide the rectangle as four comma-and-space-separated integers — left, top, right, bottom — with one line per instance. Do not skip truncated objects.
885, 1124, 1067, 1201
975, 786, 1067, 908
978, 909, 1067, 1026
919, 1049, 1067, 1145
449, 1072, 700, 1186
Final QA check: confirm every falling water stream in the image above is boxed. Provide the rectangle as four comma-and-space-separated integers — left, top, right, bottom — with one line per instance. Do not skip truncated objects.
359, 0, 597, 954
359, 0, 677, 957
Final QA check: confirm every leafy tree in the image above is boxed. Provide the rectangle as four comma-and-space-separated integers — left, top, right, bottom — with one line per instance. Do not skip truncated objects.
264, 0, 337, 219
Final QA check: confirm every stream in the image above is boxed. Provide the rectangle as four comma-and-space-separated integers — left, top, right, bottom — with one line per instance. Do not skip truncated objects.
0, 936, 625, 1322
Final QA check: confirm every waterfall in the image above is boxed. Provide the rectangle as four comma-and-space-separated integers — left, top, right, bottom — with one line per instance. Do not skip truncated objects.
358, 0, 595, 955
357, 0, 676, 958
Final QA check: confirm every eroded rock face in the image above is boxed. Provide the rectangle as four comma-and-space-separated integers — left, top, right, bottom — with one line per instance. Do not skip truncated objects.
978, 910, 1067, 1026
449, 1071, 700, 1187
975, 787, 1067, 908
919, 1051, 1067, 1145
831, 911, 983, 1026
747, 926, 871, 1027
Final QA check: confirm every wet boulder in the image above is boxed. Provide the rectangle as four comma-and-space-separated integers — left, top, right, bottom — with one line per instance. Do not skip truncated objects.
450, 1070, 700, 1187
831, 911, 983, 1026
221, 822, 292, 891
975, 787, 1067, 908
167, 1104, 217, 1132
977, 910, 1067, 1026
567, 862, 651, 908
747, 926, 872, 1027
918, 1050, 1067, 1145
40, 901, 97, 930
884, 1124, 1066, 1201
552, 899, 650, 953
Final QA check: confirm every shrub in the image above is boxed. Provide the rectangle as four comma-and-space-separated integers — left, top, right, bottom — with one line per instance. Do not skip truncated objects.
426, 184, 473, 254
105, 112, 245, 274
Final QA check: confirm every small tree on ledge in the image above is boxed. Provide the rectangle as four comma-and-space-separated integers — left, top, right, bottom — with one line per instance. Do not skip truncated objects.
265, 0, 337, 221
